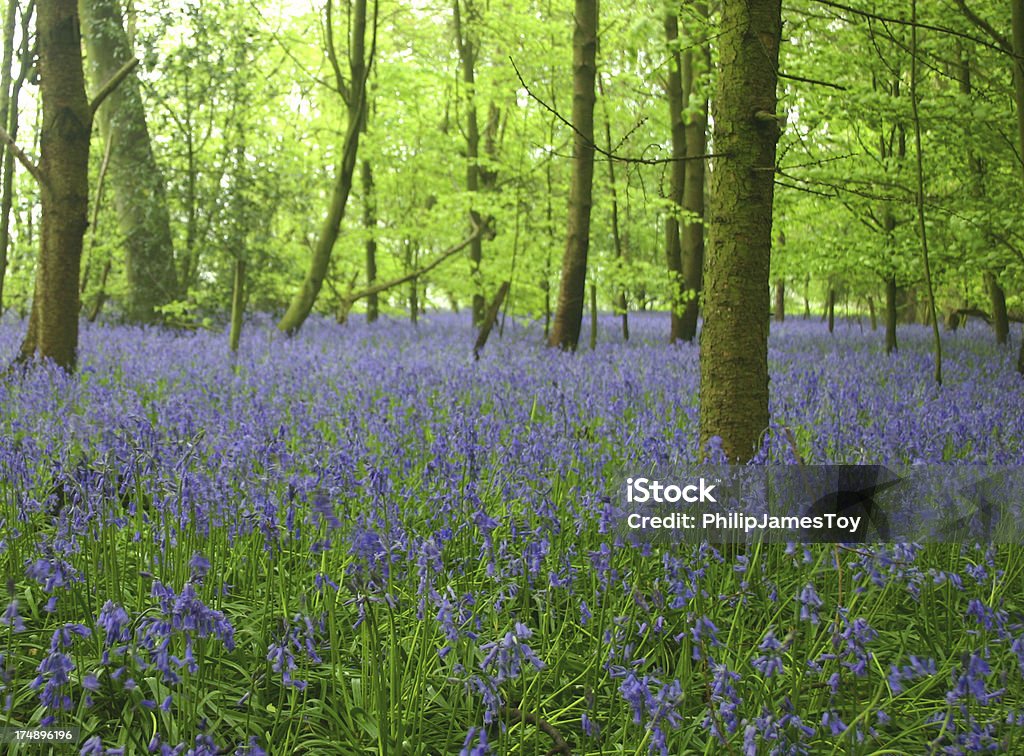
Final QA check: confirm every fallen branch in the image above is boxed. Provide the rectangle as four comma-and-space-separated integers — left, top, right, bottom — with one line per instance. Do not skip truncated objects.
336, 222, 480, 323
473, 280, 510, 360
500, 704, 572, 755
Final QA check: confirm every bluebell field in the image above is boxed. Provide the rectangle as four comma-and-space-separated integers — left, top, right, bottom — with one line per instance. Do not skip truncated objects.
1, 313, 1023, 755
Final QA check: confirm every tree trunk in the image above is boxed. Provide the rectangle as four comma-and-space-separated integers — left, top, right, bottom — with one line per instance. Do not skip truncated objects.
589, 281, 597, 349
985, 273, 1009, 345
454, 0, 485, 326
278, 0, 373, 334
664, 12, 686, 343
0, 0, 22, 313
803, 275, 810, 318
17, 0, 92, 370
597, 74, 628, 341
548, 0, 597, 351
698, 0, 782, 462
473, 280, 509, 358
868, 295, 877, 330
679, 2, 709, 343
826, 286, 835, 333
362, 158, 378, 323
80, 0, 178, 323
229, 257, 245, 352
1013, 0, 1024, 372
774, 279, 784, 322
885, 274, 898, 353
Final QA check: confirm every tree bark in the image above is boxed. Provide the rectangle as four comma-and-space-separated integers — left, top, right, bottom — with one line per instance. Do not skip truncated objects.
679, 2, 709, 343
16, 0, 92, 369
278, 0, 374, 334
698, 0, 782, 462
548, 0, 597, 351
362, 158, 378, 322
664, 12, 686, 343
0, 0, 29, 314
868, 295, 877, 330
826, 286, 835, 333
597, 74, 628, 340
1013, 0, 1024, 370
985, 273, 1009, 344
454, 0, 485, 325
885, 274, 898, 353
473, 280, 509, 359
228, 257, 245, 352
774, 279, 784, 322
80, 0, 178, 323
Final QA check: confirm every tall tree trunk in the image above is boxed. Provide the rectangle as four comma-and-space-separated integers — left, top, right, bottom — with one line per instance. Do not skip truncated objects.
548, 0, 597, 351
698, 0, 782, 461
774, 279, 784, 322
679, 2, 709, 342
453, 0, 485, 325
597, 74, 628, 340
278, 0, 374, 334
80, 0, 177, 323
664, 12, 686, 343
0, 0, 29, 313
885, 274, 898, 353
228, 257, 245, 352
362, 158, 378, 322
826, 286, 835, 333
17, 0, 92, 369
1013, 0, 1024, 370
868, 295, 877, 330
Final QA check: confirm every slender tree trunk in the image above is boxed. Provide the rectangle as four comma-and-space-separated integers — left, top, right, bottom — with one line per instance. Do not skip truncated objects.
826, 286, 835, 333
80, 0, 177, 323
868, 295, 877, 330
774, 280, 784, 322
664, 12, 686, 343
0, 0, 29, 313
885, 274, 898, 353
229, 257, 245, 352
278, 0, 374, 334
454, 0, 485, 325
679, 2, 709, 342
597, 74, 628, 340
589, 281, 597, 349
548, 0, 597, 351
698, 0, 782, 461
803, 274, 810, 318
17, 0, 92, 369
1013, 0, 1024, 370
362, 158, 378, 322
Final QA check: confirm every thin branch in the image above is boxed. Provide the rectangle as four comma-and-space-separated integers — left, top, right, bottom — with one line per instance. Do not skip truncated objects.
0, 125, 41, 184
90, 58, 140, 116
325, 0, 350, 103
778, 70, 847, 90
511, 57, 725, 165
339, 223, 481, 313
952, 0, 1011, 53
812, 0, 1009, 56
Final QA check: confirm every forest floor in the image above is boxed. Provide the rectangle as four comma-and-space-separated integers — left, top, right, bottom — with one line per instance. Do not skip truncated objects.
0, 313, 1021, 755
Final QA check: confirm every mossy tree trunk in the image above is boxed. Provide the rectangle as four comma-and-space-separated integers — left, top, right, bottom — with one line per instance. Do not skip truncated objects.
362, 158, 378, 323
17, 0, 92, 369
698, 0, 782, 461
548, 0, 597, 351
81, 0, 177, 324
